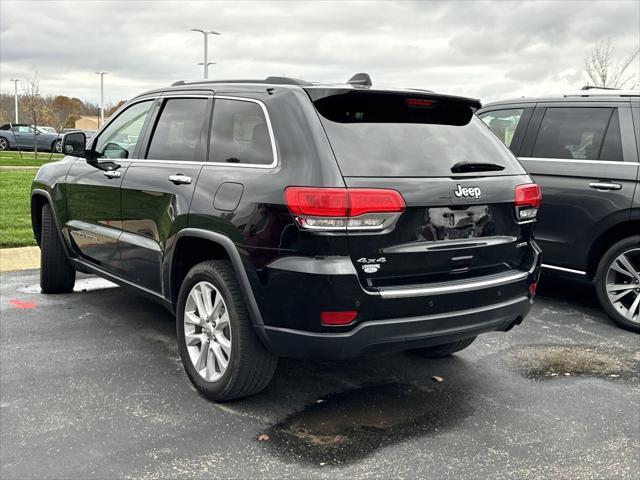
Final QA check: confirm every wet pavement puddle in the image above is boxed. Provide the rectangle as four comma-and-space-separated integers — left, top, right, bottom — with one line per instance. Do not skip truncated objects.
263, 382, 472, 466
505, 344, 640, 381
17, 276, 118, 294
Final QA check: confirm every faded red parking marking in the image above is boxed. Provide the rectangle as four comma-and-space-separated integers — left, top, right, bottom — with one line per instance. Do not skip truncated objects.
8, 299, 36, 309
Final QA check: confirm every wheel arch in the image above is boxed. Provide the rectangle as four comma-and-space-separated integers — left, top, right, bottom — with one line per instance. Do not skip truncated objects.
587, 217, 640, 278
167, 229, 267, 334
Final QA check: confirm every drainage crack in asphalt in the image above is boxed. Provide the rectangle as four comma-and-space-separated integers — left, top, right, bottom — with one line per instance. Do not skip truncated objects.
262, 382, 474, 466
504, 344, 640, 381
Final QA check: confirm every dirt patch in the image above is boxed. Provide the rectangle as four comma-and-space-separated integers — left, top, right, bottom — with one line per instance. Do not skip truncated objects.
263, 382, 472, 466
507, 345, 640, 381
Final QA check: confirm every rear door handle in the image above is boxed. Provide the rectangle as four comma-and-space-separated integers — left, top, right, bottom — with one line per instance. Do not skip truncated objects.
589, 182, 621, 191
169, 174, 192, 185
103, 170, 121, 178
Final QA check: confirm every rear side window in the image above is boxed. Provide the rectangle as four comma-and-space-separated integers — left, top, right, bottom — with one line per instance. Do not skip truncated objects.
479, 109, 524, 148
146, 98, 209, 161
532, 107, 622, 161
312, 91, 523, 177
209, 99, 274, 165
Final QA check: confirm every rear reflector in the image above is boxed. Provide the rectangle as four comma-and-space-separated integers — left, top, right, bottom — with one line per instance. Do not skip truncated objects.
529, 282, 538, 296
285, 187, 405, 232
320, 310, 357, 326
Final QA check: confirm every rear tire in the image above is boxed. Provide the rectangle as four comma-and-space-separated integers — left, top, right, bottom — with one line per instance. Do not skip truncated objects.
176, 260, 278, 401
53, 140, 62, 153
40, 203, 75, 293
411, 336, 477, 358
595, 236, 640, 333
0, 137, 8, 150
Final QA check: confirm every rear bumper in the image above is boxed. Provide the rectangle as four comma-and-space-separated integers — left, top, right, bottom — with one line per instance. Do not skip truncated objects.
258, 295, 531, 359
252, 241, 541, 358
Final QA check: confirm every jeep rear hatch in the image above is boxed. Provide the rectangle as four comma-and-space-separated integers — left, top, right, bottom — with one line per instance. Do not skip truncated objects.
305, 88, 537, 289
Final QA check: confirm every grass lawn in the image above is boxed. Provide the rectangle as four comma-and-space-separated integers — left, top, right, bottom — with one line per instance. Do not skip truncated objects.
0, 169, 37, 248
0, 150, 64, 167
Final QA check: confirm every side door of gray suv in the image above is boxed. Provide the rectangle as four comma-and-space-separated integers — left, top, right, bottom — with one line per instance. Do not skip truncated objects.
517, 101, 639, 274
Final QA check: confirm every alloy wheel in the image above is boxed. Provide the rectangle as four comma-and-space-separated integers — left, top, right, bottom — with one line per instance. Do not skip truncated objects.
605, 248, 640, 324
0, 138, 8, 150
184, 281, 232, 382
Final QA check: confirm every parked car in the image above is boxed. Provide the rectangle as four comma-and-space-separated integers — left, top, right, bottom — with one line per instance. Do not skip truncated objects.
478, 88, 640, 332
32, 75, 541, 401
33, 125, 58, 135
0, 123, 62, 152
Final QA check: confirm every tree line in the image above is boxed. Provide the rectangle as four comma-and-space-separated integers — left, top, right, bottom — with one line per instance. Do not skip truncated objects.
0, 92, 126, 130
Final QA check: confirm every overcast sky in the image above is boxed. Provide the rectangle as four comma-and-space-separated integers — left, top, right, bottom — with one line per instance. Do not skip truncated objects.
1, 0, 639, 105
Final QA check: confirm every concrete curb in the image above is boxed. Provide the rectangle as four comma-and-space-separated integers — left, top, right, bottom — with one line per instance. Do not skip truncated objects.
0, 246, 40, 272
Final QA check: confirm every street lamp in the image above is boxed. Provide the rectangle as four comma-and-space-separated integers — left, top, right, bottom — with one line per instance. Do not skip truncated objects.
95, 71, 108, 127
197, 61, 216, 72
9, 79, 20, 123
191, 29, 221, 79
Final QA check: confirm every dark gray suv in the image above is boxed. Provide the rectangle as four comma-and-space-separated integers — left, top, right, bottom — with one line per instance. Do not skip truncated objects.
478, 88, 640, 332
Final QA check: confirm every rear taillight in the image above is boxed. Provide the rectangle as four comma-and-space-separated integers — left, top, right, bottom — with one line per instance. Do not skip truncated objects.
284, 187, 405, 232
515, 184, 542, 221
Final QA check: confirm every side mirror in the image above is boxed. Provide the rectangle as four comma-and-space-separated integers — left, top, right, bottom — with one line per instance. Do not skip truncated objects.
62, 131, 87, 158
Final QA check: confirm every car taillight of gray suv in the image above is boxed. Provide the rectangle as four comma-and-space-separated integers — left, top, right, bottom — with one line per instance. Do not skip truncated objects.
31, 74, 541, 401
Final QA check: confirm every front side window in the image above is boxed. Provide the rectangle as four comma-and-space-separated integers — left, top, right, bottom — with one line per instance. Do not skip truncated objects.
94, 100, 153, 159
146, 98, 209, 162
532, 107, 621, 161
479, 108, 524, 148
209, 99, 274, 165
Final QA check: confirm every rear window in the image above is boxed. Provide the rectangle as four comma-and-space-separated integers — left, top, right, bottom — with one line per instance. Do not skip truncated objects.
312, 91, 524, 177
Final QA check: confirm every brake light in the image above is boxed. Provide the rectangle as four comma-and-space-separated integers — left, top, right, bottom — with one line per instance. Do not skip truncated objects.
284, 187, 405, 232
515, 184, 541, 221
405, 98, 435, 108
320, 310, 357, 326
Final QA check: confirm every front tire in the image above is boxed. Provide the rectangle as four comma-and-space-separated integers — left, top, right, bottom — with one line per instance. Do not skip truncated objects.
595, 236, 640, 333
410, 336, 477, 358
40, 204, 76, 293
53, 139, 62, 153
176, 260, 277, 401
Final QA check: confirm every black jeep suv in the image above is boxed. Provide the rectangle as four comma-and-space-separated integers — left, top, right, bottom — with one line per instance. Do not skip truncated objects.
32, 75, 541, 401
478, 88, 640, 332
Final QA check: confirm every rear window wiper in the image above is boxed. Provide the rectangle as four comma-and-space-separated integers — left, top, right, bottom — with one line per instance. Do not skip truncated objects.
451, 161, 505, 173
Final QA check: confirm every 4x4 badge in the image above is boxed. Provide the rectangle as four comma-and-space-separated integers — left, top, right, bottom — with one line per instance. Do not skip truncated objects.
357, 257, 386, 274
454, 184, 481, 199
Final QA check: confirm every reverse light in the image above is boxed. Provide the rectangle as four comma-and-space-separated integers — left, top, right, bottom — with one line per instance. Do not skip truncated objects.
515, 184, 542, 221
320, 310, 358, 326
284, 187, 405, 232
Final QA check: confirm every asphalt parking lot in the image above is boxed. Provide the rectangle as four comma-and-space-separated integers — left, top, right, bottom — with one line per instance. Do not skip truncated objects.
1, 270, 639, 480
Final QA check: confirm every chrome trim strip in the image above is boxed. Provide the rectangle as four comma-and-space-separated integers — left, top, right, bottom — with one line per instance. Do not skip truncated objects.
377, 270, 529, 299
119, 231, 162, 252
67, 220, 120, 240
541, 263, 587, 275
519, 157, 640, 166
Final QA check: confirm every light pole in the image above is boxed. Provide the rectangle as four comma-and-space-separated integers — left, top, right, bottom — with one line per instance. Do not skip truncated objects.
9, 79, 20, 123
197, 61, 216, 73
95, 71, 108, 127
191, 29, 221, 79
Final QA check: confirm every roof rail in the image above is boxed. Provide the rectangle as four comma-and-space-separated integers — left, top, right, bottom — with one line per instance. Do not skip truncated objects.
581, 85, 619, 91
171, 76, 312, 87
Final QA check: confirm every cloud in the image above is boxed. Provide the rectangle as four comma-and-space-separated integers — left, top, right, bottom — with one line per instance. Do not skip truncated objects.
1, 0, 638, 105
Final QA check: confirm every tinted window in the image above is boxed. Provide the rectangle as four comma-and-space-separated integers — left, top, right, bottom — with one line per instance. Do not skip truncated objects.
209, 99, 274, 165
479, 109, 524, 148
147, 98, 209, 161
314, 93, 523, 177
599, 109, 623, 161
95, 100, 153, 159
532, 107, 619, 161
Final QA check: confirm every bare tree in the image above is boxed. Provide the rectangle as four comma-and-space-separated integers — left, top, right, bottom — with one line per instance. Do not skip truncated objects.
584, 38, 640, 89
21, 74, 51, 159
